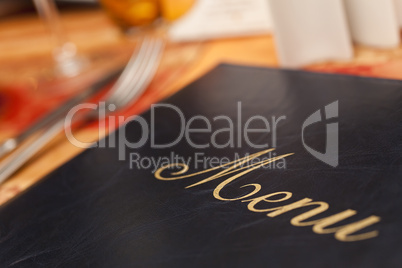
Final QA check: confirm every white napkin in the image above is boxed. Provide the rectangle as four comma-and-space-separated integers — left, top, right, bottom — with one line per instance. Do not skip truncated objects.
267, 0, 353, 68
169, 0, 272, 42
168, 0, 402, 67
396, 0, 402, 27
344, 0, 400, 48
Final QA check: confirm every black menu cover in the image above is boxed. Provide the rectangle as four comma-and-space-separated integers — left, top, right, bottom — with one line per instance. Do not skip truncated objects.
0, 64, 401, 267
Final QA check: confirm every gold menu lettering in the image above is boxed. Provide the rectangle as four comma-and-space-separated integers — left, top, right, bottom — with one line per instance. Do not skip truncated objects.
155, 149, 380, 242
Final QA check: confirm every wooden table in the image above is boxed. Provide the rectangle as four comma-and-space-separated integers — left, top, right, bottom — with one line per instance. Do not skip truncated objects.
1, 7, 402, 205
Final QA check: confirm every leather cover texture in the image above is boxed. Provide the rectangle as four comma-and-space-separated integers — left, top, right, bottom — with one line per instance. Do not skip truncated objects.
0, 64, 401, 267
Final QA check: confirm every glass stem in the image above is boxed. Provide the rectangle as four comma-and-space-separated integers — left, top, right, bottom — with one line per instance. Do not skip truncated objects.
33, 0, 86, 77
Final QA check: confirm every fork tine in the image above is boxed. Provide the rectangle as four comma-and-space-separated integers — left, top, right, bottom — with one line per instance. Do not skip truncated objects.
113, 38, 164, 107
120, 39, 164, 107
102, 37, 151, 101
109, 38, 157, 103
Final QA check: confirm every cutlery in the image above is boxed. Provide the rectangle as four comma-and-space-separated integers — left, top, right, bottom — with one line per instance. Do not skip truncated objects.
0, 68, 123, 159
0, 37, 164, 184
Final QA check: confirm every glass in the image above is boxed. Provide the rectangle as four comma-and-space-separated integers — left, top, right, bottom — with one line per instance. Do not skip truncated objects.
33, 0, 88, 77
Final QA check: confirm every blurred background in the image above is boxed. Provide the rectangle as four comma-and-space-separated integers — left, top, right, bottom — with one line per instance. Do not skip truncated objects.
0, 0, 401, 202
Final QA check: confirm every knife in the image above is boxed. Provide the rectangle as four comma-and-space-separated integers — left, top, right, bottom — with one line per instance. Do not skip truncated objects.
0, 67, 123, 159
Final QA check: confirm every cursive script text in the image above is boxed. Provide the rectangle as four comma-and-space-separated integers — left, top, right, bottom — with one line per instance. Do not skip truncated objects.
155, 149, 380, 242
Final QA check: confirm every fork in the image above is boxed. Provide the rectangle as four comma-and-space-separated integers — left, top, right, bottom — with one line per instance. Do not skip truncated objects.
0, 37, 165, 184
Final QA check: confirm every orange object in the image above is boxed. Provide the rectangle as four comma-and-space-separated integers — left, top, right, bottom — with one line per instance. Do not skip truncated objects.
159, 0, 196, 21
99, 0, 195, 28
